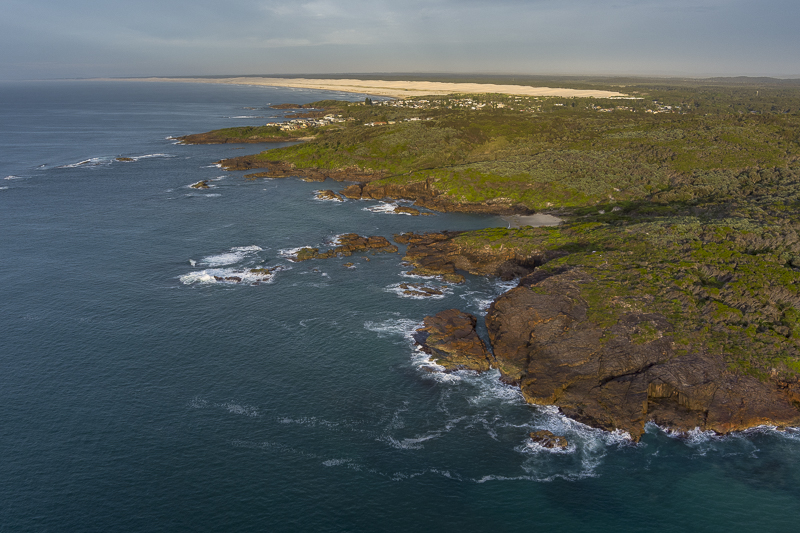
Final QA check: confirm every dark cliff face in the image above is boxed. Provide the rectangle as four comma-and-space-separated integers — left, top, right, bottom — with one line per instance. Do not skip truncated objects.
485, 268, 800, 440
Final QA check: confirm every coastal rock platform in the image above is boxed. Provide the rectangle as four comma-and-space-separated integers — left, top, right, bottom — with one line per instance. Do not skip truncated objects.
483, 268, 800, 440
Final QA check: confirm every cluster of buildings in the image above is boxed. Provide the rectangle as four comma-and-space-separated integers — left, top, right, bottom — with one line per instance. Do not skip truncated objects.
373, 97, 514, 111
267, 114, 350, 131
590, 104, 634, 113
364, 117, 432, 127
645, 102, 683, 114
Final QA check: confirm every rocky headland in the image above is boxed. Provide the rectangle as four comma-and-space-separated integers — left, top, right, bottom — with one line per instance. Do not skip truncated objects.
407, 223, 800, 440
178, 130, 313, 144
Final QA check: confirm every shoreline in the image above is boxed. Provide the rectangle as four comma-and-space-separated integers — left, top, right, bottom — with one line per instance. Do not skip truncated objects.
96, 76, 628, 99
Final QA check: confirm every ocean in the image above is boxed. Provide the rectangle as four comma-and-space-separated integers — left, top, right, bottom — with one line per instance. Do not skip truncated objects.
1, 80, 799, 532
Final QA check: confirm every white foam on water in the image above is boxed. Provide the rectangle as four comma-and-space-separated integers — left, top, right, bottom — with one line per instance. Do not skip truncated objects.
58, 157, 112, 168
188, 181, 216, 190
228, 115, 266, 119
279, 246, 313, 261
199, 252, 242, 266
384, 282, 450, 300
183, 192, 222, 198
199, 245, 263, 267
399, 270, 457, 285
477, 404, 638, 481
460, 278, 521, 313
179, 267, 276, 285
494, 278, 520, 294
379, 432, 443, 450
458, 291, 496, 312
463, 370, 525, 406
188, 397, 209, 409
364, 317, 422, 339
230, 440, 323, 460
322, 458, 352, 467
221, 402, 259, 417
646, 422, 800, 456
313, 191, 345, 203
130, 153, 174, 161
0, 186, 8, 191
363, 201, 399, 214
4, 175, 28, 180
276, 416, 339, 428
326, 234, 346, 246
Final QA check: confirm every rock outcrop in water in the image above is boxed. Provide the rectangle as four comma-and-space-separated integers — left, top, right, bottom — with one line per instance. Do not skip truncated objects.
414, 309, 493, 372
316, 190, 343, 201
289, 234, 398, 262
529, 430, 569, 449
398, 283, 444, 297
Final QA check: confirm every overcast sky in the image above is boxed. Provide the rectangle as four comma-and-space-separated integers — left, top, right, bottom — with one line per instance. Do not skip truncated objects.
2, 0, 798, 80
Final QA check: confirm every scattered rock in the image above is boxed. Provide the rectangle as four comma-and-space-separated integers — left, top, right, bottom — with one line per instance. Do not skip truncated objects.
190, 180, 210, 189
399, 283, 444, 297
394, 205, 420, 216
343, 262, 354, 268
115, 157, 134, 162
414, 309, 493, 372
529, 430, 569, 449
289, 234, 398, 262
316, 190, 343, 202
249, 267, 275, 275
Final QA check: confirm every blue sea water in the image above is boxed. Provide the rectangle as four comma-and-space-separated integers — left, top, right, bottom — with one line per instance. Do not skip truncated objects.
2, 80, 800, 532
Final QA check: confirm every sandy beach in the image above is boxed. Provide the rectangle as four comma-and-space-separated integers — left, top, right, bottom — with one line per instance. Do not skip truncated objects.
107, 77, 627, 99
501, 213, 563, 228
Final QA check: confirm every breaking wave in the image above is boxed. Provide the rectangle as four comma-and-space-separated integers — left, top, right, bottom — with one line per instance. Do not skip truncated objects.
384, 282, 450, 300
179, 267, 277, 285
198, 245, 263, 267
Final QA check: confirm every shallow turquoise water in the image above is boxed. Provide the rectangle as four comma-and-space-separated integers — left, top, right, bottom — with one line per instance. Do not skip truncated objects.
1, 81, 799, 532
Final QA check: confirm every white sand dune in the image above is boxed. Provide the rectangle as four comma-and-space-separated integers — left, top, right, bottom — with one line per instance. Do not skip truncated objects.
108, 76, 626, 99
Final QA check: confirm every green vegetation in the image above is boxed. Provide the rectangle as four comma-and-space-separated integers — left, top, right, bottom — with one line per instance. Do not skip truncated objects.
234, 83, 800, 211
452, 196, 800, 380
213, 79, 800, 380
201, 125, 313, 140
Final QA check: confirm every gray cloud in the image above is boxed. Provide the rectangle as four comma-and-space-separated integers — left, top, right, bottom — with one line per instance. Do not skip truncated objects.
1, 0, 798, 79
